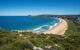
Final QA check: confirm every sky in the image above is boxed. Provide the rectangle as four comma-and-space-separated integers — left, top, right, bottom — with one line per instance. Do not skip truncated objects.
0, 0, 80, 16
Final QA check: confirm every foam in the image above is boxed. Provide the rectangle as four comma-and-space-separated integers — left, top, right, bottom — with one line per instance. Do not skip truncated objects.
48, 18, 62, 31
48, 23, 58, 30
33, 18, 61, 33
33, 25, 49, 31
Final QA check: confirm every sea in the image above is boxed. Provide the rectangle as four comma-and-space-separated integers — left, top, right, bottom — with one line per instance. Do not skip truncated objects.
0, 16, 59, 32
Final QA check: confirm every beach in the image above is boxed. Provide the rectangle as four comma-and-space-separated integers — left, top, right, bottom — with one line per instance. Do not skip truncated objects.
44, 18, 68, 35
13, 17, 68, 35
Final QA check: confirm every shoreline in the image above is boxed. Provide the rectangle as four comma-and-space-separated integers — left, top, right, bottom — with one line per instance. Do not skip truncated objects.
44, 18, 68, 35
12, 17, 60, 33
9, 18, 68, 35
48, 18, 62, 31
32, 17, 61, 33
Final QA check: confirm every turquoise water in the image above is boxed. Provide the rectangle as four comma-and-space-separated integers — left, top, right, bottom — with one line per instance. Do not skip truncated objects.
0, 16, 59, 32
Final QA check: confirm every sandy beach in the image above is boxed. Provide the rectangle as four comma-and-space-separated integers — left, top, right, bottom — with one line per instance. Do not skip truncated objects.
44, 18, 68, 35
16, 18, 68, 35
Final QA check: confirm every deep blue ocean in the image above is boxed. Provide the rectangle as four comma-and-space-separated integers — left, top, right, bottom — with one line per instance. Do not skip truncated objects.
0, 16, 59, 31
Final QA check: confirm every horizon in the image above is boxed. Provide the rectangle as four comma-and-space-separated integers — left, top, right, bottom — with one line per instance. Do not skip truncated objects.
1, 13, 80, 16
0, 14, 80, 16
0, 0, 80, 16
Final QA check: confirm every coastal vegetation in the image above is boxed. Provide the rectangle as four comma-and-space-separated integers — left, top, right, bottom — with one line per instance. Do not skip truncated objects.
0, 16, 80, 50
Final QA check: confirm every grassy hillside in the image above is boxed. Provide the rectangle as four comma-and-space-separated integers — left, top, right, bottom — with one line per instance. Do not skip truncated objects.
64, 19, 80, 36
